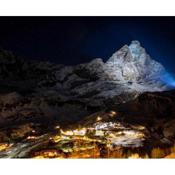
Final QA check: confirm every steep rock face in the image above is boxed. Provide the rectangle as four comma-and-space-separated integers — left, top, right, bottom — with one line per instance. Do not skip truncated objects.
0, 41, 173, 125
105, 41, 165, 82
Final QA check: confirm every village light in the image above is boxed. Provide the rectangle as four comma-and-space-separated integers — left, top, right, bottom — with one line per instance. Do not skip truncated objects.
55, 125, 60, 129
73, 128, 87, 136
128, 153, 141, 159
27, 136, 37, 140
0, 143, 12, 151
60, 129, 74, 136
109, 111, 117, 117
96, 116, 102, 122
95, 130, 104, 136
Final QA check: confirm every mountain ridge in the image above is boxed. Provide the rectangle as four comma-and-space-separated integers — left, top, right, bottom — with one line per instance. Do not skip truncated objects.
0, 40, 174, 126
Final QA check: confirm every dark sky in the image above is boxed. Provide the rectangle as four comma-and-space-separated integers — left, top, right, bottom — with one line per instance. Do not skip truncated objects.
0, 17, 175, 73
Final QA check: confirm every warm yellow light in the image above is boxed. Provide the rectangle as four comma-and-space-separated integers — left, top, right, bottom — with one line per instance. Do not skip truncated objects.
131, 125, 145, 130
73, 128, 87, 136
51, 135, 62, 143
128, 153, 141, 159
109, 111, 117, 117
95, 130, 104, 136
108, 133, 116, 138
49, 137, 52, 140
55, 125, 60, 129
60, 129, 73, 136
0, 143, 12, 151
96, 116, 102, 121
33, 155, 45, 159
27, 136, 37, 140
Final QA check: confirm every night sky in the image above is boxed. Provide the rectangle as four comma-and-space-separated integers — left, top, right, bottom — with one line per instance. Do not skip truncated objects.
0, 17, 175, 74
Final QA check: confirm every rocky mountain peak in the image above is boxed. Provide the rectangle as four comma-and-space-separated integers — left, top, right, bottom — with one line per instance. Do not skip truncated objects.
107, 40, 152, 64
0, 41, 174, 128
129, 40, 146, 59
105, 40, 165, 83
107, 44, 131, 63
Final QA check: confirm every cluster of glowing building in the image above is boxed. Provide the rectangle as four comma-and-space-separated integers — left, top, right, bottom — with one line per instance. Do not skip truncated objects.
0, 143, 13, 152
30, 112, 148, 158
1, 110, 175, 158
